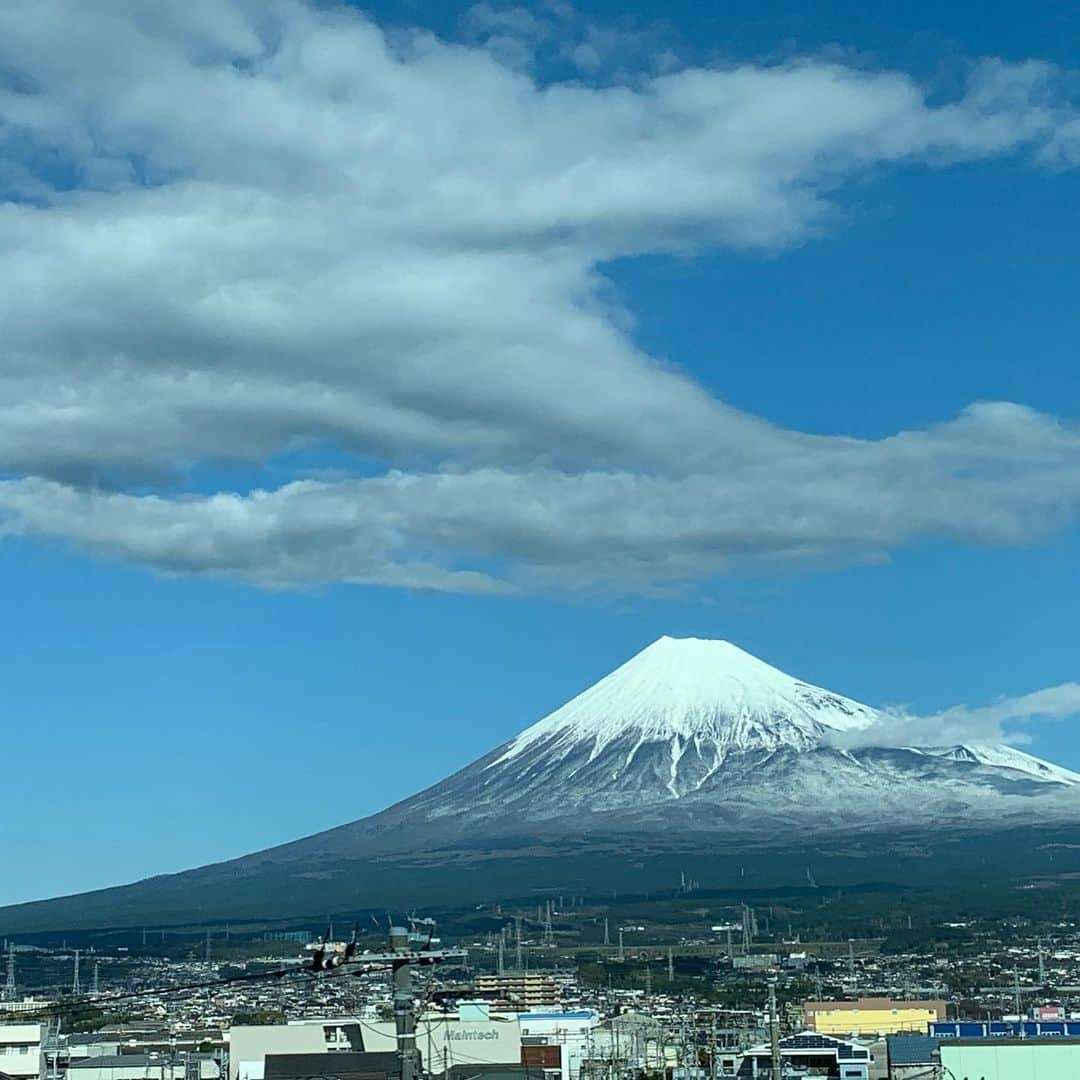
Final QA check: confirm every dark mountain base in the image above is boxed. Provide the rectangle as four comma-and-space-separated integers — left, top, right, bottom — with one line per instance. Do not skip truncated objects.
3, 825, 1079, 934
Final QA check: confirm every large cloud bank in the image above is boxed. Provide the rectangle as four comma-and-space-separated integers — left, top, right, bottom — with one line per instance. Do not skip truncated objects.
2, 1, 1080, 592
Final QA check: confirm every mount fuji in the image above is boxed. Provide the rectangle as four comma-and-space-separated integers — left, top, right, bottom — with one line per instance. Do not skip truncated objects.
4, 637, 1080, 931
332, 635, 1080, 841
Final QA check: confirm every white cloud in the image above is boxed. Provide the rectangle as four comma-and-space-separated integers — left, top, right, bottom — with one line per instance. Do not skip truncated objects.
1, 1, 1080, 592
826, 683, 1080, 750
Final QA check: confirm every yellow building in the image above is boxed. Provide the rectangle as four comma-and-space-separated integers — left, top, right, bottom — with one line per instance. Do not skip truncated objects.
804, 998, 945, 1037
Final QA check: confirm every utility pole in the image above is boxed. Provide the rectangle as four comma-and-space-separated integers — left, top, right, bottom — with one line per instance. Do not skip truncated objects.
307, 918, 465, 1080
3, 940, 15, 1002
390, 925, 419, 1080
710, 1011, 717, 1080
767, 979, 782, 1080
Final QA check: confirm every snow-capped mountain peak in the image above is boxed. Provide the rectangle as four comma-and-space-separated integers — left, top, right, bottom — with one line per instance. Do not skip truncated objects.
476, 637, 1077, 810
490, 635, 878, 768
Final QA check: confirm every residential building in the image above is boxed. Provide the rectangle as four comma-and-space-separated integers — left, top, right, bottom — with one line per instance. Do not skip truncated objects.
473, 976, 557, 1010
737, 1032, 872, 1079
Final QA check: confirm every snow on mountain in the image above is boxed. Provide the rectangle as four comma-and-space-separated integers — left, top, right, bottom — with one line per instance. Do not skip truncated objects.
491, 636, 878, 768
373, 635, 1078, 834
486, 636, 1073, 791
251, 634, 1080, 854
915, 743, 1080, 785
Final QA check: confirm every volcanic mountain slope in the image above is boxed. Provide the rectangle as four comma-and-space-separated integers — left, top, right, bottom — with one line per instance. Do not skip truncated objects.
320, 635, 1080, 846
4, 636, 1080, 931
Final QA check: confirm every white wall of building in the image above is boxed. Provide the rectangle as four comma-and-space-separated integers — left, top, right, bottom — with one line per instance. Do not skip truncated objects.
0, 1023, 44, 1080
362, 1013, 522, 1076
228, 1009, 598, 1080
517, 1011, 599, 1080
228, 1026, 326, 1080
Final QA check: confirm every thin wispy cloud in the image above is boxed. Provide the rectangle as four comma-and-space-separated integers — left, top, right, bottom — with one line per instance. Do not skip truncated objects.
1, 1, 1080, 592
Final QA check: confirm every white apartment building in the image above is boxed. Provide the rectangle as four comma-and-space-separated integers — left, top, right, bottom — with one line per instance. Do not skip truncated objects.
0, 1023, 45, 1080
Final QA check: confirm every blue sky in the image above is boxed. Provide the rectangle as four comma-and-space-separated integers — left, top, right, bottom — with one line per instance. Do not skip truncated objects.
2, 0, 1080, 906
